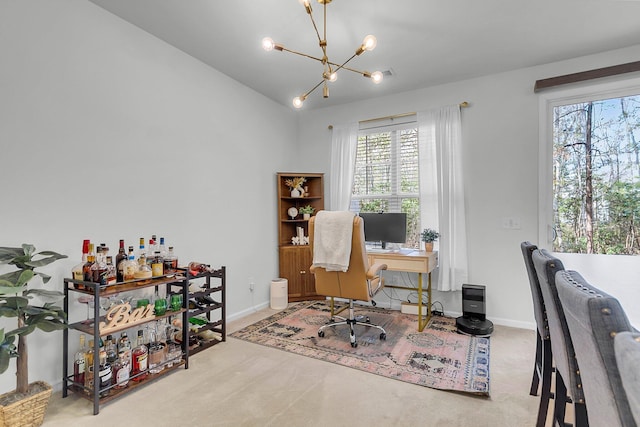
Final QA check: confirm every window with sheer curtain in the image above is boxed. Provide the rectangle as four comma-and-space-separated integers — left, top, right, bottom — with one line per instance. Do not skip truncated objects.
350, 120, 420, 247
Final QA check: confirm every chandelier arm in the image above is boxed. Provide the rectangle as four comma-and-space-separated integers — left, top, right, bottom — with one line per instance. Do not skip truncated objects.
306, 4, 327, 59
302, 80, 325, 98
280, 47, 326, 64
326, 54, 366, 75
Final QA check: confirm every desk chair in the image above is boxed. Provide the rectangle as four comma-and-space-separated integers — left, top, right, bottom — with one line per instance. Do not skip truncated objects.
556, 270, 636, 427
309, 214, 387, 348
520, 241, 553, 427
532, 249, 588, 427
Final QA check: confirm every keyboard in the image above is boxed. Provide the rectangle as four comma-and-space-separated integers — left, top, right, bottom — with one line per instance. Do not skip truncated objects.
366, 248, 393, 253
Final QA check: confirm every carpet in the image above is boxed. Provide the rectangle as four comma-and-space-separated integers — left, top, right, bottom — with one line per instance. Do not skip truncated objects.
230, 301, 490, 396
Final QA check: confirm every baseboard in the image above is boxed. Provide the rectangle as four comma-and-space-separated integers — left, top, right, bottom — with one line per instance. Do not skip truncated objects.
400, 302, 428, 315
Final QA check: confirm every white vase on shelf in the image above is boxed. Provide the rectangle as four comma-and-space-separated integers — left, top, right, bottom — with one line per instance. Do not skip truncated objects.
290, 188, 301, 197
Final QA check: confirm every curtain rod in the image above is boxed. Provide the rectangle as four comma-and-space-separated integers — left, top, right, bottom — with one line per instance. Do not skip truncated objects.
328, 101, 469, 130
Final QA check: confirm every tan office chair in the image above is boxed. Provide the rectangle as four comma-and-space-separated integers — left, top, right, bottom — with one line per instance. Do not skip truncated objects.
309, 214, 388, 348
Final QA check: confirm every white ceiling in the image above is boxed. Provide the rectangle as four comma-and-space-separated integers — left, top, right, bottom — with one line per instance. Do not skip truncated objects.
88, 0, 640, 110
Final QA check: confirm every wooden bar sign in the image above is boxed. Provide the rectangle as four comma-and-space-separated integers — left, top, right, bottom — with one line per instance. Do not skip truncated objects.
99, 302, 155, 335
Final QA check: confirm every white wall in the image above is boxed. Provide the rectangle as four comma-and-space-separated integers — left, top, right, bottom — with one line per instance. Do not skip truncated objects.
296, 44, 640, 330
0, 0, 296, 393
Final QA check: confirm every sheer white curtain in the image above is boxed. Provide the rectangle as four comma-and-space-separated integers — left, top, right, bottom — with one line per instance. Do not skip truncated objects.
418, 106, 468, 291
329, 122, 358, 211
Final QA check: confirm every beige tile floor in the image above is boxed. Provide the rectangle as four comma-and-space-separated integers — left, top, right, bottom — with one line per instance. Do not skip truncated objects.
43, 307, 543, 427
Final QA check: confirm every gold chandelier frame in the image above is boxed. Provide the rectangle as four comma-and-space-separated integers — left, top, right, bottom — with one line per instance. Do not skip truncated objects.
262, 0, 383, 108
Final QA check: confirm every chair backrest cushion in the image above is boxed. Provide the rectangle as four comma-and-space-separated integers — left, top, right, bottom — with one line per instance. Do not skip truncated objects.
556, 270, 635, 427
309, 215, 372, 302
520, 241, 549, 339
532, 249, 585, 402
615, 331, 640, 427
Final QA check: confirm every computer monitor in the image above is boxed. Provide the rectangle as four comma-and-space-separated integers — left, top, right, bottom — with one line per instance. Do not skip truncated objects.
359, 212, 407, 249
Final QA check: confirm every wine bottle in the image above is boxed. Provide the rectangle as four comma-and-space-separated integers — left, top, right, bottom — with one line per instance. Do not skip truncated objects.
73, 335, 87, 386
115, 239, 127, 282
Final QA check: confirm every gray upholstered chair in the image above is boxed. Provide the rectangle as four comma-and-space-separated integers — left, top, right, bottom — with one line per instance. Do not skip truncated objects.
556, 270, 636, 427
520, 241, 553, 427
532, 249, 588, 427
615, 331, 640, 427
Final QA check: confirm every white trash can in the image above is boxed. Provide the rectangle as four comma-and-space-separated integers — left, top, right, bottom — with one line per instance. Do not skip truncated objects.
270, 278, 288, 310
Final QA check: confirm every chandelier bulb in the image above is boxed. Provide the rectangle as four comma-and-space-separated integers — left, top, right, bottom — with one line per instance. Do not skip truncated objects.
362, 35, 377, 52
293, 96, 305, 109
262, 37, 275, 52
371, 71, 383, 84
329, 72, 337, 82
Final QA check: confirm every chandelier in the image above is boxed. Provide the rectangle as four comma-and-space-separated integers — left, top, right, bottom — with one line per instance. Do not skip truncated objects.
262, 0, 383, 109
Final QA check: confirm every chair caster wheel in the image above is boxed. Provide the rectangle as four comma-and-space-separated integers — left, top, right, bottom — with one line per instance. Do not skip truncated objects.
351, 342, 358, 348
318, 331, 325, 338
380, 333, 386, 340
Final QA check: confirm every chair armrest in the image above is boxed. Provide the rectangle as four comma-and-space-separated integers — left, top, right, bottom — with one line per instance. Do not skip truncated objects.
366, 262, 387, 280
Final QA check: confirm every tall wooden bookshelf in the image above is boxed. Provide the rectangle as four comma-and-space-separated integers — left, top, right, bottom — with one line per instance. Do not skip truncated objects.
276, 172, 325, 301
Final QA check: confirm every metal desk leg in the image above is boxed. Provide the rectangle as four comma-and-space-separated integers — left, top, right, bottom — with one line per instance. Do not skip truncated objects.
417, 272, 432, 332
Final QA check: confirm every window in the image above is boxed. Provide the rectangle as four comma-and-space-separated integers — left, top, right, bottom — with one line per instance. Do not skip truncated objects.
549, 91, 640, 254
351, 120, 420, 247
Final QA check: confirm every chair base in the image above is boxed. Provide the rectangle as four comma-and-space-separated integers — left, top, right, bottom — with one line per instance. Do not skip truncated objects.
317, 300, 386, 348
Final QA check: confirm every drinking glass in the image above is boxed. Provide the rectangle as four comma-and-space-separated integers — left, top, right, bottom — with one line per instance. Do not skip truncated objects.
170, 293, 183, 311
77, 295, 94, 324
154, 298, 167, 316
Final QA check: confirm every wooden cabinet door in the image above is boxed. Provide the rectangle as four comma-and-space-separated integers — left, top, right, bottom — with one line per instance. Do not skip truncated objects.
279, 246, 321, 301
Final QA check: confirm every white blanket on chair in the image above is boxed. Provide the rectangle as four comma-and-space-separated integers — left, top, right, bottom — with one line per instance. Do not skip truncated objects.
312, 211, 355, 272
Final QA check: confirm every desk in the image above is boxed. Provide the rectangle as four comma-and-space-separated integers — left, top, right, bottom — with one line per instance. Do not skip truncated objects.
367, 250, 438, 332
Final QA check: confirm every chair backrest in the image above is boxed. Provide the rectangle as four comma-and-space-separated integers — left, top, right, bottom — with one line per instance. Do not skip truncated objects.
615, 331, 640, 427
556, 270, 636, 427
520, 241, 549, 339
531, 249, 585, 403
309, 215, 375, 302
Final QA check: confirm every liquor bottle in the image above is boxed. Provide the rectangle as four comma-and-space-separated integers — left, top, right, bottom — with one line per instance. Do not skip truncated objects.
137, 238, 146, 264
131, 330, 148, 381
73, 335, 87, 386
91, 245, 107, 283
98, 349, 112, 397
151, 251, 164, 277
72, 239, 90, 289
104, 256, 117, 287
113, 349, 130, 389
105, 335, 118, 365
84, 339, 95, 390
121, 247, 136, 281
147, 234, 156, 265
158, 237, 167, 258
117, 332, 132, 368
115, 239, 127, 282
148, 329, 164, 374
82, 243, 96, 283
163, 247, 178, 272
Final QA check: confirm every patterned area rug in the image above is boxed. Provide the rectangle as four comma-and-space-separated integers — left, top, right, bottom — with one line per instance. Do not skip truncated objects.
231, 301, 490, 395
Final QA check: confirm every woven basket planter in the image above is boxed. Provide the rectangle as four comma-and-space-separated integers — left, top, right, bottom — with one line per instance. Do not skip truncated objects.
0, 381, 52, 427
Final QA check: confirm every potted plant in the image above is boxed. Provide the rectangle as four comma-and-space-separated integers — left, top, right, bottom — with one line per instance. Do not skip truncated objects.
0, 244, 67, 426
421, 228, 439, 252
299, 205, 315, 220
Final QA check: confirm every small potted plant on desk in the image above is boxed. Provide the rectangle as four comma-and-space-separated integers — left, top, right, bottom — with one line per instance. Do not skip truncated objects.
299, 205, 315, 221
421, 228, 439, 252
0, 244, 67, 427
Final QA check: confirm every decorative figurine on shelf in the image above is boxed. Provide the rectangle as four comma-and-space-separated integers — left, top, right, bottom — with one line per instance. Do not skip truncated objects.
284, 177, 306, 198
